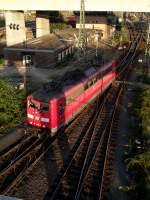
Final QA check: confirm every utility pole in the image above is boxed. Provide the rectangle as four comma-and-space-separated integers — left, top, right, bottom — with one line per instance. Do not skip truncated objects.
78, 0, 87, 55
118, 12, 123, 47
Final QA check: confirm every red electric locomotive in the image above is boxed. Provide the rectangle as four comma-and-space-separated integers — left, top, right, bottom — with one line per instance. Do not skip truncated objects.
27, 60, 116, 134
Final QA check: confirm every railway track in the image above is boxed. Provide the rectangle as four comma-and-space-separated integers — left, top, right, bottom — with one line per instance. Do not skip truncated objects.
45, 34, 142, 200
75, 87, 122, 200
46, 75, 124, 200
0, 92, 105, 195
0, 132, 53, 194
0, 28, 142, 197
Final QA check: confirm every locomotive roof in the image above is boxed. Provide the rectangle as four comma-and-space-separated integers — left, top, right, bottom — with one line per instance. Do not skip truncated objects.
32, 64, 101, 102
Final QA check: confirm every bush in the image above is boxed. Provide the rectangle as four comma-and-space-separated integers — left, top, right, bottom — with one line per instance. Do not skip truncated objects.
50, 23, 71, 32
0, 79, 26, 134
0, 57, 4, 65
141, 90, 150, 142
125, 71, 150, 199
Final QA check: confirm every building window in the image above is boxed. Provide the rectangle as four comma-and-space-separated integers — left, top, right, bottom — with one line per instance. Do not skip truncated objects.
61, 51, 65, 59
58, 53, 62, 61
69, 47, 72, 54
23, 55, 32, 66
71, 46, 74, 52
66, 49, 68, 55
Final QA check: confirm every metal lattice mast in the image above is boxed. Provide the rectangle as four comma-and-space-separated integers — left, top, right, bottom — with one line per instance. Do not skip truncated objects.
145, 16, 150, 65
144, 15, 150, 76
78, 0, 87, 53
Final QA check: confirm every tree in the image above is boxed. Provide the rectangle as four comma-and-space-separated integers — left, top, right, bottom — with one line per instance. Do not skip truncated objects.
127, 152, 150, 176
127, 152, 150, 199
0, 79, 25, 134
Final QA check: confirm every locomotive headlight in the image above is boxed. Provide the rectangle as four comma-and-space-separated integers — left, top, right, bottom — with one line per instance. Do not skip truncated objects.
42, 125, 46, 128
138, 59, 143, 63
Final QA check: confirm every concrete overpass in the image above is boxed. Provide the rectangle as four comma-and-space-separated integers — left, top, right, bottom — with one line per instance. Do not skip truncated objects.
1, 0, 150, 12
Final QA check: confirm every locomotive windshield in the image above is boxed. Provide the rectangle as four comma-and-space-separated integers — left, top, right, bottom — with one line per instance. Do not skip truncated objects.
40, 102, 49, 112
29, 99, 39, 110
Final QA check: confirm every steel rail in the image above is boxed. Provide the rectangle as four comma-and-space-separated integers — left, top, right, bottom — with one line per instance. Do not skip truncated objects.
49, 30, 142, 200
2, 22, 143, 196
49, 78, 123, 200
75, 86, 123, 200
73, 81, 125, 200
98, 88, 123, 200
49, 93, 109, 200
0, 135, 37, 171
74, 38, 140, 199
98, 34, 142, 200
0, 135, 52, 194
0, 137, 41, 177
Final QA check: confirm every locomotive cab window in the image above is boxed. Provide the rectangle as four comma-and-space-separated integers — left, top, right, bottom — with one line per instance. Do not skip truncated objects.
40, 102, 49, 112
97, 73, 102, 80
84, 84, 88, 90
66, 87, 84, 105
93, 78, 97, 84
29, 99, 37, 109
88, 80, 93, 87
103, 67, 112, 76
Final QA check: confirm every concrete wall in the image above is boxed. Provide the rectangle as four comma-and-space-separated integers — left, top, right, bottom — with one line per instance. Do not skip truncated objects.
5, 11, 26, 46
36, 11, 50, 38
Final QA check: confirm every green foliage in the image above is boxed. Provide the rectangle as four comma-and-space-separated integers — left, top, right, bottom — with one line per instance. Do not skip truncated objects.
112, 24, 129, 45
50, 23, 71, 32
121, 26, 130, 43
0, 79, 26, 134
126, 152, 150, 200
139, 89, 150, 142
137, 74, 150, 84
49, 11, 64, 23
0, 19, 5, 26
127, 152, 150, 175
112, 32, 120, 44
125, 70, 150, 199
129, 83, 150, 143
0, 57, 4, 65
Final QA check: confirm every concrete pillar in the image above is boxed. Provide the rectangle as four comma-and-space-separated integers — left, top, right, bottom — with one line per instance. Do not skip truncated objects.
5, 11, 26, 46
36, 11, 50, 38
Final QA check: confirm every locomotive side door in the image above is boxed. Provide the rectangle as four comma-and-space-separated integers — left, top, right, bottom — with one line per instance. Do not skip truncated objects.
58, 98, 66, 123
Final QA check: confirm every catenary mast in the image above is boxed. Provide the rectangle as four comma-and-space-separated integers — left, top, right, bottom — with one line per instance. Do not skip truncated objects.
78, 0, 87, 54
144, 14, 150, 76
